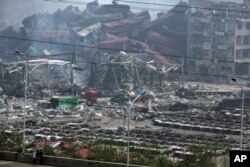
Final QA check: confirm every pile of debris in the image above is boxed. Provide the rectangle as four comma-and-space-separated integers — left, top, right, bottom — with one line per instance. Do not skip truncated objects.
0, 1, 188, 95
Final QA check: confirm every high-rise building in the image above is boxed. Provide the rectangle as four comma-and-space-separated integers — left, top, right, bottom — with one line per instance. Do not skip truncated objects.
187, 0, 250, 81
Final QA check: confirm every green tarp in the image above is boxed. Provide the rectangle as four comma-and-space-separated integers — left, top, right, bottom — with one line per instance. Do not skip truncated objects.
59, 96, 78, 108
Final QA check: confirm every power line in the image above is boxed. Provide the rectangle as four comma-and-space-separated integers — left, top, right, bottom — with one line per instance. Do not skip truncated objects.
43, 0, 250, 16
0, 51, 74, 58
44, 0, 88, 5
118, 0, 250, 14
0, 35, 244, 65
0, 53, 249, 80
36, 0, 250, 23
44, 0, 250, 15
43, 0, 169, 12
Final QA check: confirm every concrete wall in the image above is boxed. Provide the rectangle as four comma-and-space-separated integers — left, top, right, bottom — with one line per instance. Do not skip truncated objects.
0, 151, 146, 167
0, 151, 17, 161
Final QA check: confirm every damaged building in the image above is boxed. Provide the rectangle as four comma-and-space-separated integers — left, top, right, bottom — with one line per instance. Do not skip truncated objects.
0, 59, 83, 97
1, 0, 250, 88
0, 1, 188, 94
187, 0, 250, 82
2, 1, 250, 163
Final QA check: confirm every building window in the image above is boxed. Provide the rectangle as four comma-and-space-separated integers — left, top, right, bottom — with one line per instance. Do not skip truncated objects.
237, 36, 242, 45
238, 23, 243, 30
188, 60, 196, 72
243, 49, 248, 58
243, 36, 249, 45
235, 63, 248, 76
236, 50, 242, 59
247, 22, 250, 30
227, 49, 234, 60
227, 67, 232, 74
220, 66, 226, 73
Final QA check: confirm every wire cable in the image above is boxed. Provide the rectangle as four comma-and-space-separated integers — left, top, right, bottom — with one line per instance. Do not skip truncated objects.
0, 36, 243, 65
118, 0, 250, 14
43, 0, 250, 17
0, 54, 249, 80
43, 0, 250, 16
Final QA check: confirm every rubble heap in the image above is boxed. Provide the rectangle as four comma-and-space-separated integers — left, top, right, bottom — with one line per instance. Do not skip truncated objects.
0, 1, 188, 95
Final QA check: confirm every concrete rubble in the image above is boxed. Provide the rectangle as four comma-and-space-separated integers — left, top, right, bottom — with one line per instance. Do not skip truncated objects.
0, 0, 250, 164
1, 80, 250, 160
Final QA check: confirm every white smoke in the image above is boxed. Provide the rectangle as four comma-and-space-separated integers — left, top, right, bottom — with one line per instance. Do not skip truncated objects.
0, 0, 243, 30
0, 0, 180, 30
0, 0, 110, 30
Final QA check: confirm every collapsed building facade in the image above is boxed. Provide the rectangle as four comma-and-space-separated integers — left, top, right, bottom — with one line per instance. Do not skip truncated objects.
2, 1, 250, 161
0, 1, 189, 95
0, 59, 83, 97
1, 0, 250, 93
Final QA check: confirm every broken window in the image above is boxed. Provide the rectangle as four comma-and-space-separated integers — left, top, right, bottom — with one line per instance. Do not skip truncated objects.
235, 63, 249, 75
228, 21, 235, 32
246, 22, 250, 30
199, 64, 209, 73
226, 48, 234, 61
227, 36, 235, 44
243, 35, 249, 45
236, 50, 242, 59
220, 66, 226, 73
227, 67, 233, 74
243, 49, 248, 58
188, 60, 196, 72
238, 23, 243, 30
215, 49, 225, 60
216, 23, 226, 32
236, 36, 242, 45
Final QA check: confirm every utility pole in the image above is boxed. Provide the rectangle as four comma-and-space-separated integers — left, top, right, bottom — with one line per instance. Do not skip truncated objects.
187, 0, 190, 82
225, 1, 230, 81
232, 78, 244, 150
133, 56, 137, 86
46, 60, 50, 92
15, 50, 28, 153
127, 95, 141, 167
180, 57, 184, 88
70, 53, 76, 85
241, 85, 244, 150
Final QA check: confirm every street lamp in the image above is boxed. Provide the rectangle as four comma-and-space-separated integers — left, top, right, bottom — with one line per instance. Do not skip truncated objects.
15, 50, 28, 153
232, 78, 244, 150
127, 88, 146, 167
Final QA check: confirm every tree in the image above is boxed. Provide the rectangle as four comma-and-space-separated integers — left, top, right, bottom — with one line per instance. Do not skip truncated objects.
153, 157, 174, 167
43, 146, 56, 156
187, 145, 217, 167
0, 130, 22, 152
191, 152, 217, 167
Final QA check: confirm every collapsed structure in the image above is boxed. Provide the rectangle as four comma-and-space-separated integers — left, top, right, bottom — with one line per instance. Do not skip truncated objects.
1, 1, 250, 163
0, 1, 189, 96
1, 0, 250, 91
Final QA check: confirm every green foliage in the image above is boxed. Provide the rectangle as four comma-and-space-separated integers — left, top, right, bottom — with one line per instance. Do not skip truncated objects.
68, 151, 81, 159
190, 152, 217, 167
43, 145, 56, 156
0, 130, 22, 152
153, 157, 174, 167
188, 145, 204, 154
89, 144, 115, 162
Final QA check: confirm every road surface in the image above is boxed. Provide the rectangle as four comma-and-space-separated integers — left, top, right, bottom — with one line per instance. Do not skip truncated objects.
0, 161, 56, 167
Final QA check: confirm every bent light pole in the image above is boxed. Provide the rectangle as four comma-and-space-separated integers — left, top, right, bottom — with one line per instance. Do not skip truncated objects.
127, 88, 145, 167
16, 50, 28, 153
127, 94, 141, 167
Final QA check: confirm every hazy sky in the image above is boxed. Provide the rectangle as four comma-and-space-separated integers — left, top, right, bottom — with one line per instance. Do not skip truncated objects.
0, 0, 182, 29
0, 0, 244, 30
